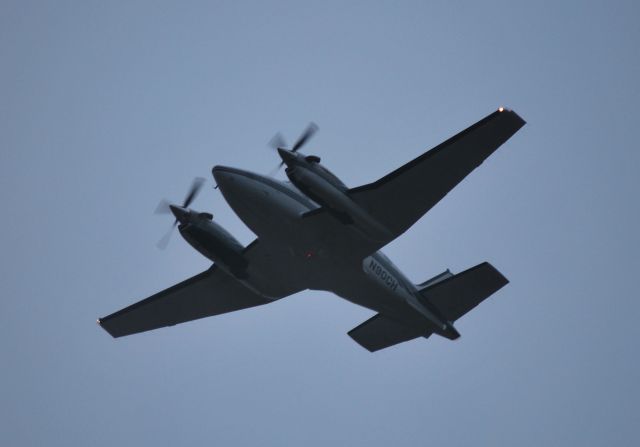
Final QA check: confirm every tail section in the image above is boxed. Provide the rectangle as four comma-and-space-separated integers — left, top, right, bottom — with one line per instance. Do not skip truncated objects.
418, 262, 508, 323
346, 262, 508, 352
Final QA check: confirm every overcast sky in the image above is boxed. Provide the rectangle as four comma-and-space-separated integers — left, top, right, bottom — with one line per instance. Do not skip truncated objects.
1, 1, 639, 445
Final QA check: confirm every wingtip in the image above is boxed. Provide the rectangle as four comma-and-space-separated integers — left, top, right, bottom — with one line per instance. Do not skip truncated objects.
497, 106, 526, 127
97, 317, 120, 338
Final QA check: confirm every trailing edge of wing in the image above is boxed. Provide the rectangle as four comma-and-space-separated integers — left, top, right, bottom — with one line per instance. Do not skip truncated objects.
349, 109, 525, 242
98, 266, 270, 338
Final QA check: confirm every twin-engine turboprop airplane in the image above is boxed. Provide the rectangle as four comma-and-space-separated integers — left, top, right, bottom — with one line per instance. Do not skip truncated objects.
98, 108, 525, 352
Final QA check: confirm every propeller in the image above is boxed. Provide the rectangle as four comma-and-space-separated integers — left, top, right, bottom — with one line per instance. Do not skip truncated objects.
291, 122, 318, 152
268, 122, 318, 174
155, 177, 206, 249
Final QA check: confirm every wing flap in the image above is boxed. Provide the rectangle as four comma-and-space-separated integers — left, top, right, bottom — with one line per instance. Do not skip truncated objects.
349, 109, 525, 240
348, 314, 431, 352
99, 266, 270, 338
420, 262, 508, 322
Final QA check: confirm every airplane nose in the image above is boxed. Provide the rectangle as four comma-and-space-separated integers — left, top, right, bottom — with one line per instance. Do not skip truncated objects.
169, 205, 189, 224
212, 166, 253, 191
212, 166, 232, 189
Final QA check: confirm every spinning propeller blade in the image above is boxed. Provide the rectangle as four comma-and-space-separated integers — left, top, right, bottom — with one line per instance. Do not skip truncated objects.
156, 222, 177, 250
182, 177, 205, 208
154, 199, 172, 215
291, 122, 318, 153
155, 177, 206, 249
268, 132, 287, 151
268, 123, 318, 174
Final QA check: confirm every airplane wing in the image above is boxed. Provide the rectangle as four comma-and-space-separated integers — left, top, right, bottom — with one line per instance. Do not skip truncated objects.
98, 265, 271, 338
349, 109, 525, 243
99, 236, 309, 338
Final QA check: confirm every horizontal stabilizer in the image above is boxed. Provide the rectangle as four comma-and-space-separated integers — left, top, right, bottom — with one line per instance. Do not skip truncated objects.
348, 314, 431, 352
420, 262, 508, 322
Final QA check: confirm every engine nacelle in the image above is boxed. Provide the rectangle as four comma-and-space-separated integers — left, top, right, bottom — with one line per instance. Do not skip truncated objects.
287, 165, 392, 242
179, 217, 248, 278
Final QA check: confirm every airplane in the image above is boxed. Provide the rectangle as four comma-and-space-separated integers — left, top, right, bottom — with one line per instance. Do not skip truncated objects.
98, 108, 525, 352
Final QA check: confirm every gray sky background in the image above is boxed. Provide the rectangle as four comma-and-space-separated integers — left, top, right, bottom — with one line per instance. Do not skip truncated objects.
1, 1, 639, 445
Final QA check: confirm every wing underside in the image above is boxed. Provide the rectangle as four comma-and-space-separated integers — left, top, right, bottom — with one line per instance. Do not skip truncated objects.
349, 109, 525, 243
99, 266, 270, 338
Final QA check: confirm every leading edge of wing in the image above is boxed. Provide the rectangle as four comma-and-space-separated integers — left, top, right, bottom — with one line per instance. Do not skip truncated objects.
349, 108, 525, 195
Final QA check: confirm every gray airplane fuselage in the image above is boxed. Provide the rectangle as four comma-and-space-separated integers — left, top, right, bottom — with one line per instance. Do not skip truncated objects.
212, 166, 455, 339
